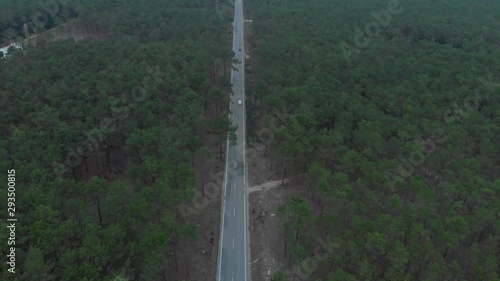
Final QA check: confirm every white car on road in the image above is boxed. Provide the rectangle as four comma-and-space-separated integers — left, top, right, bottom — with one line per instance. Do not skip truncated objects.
237, 100, 242, 106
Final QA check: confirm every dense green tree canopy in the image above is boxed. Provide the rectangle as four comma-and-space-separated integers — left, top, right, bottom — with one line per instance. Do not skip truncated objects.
247, 0, 500, 280
0, 0, 233, 280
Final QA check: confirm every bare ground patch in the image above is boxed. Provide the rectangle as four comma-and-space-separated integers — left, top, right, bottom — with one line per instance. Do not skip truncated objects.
249, 181, 308, 281
247, 138, 309, 281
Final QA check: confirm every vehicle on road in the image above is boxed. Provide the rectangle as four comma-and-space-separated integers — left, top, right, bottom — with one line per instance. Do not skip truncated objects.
238, 48, 242, 51
237, 100, 242, 106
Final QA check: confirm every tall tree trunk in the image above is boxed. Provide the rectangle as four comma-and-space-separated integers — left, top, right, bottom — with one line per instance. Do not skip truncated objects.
415, 263, 422, 279
106, 146, 111, 166
212, 63, 216, 82
469, 231, 478, 246
284, 239, 287, 258
478, 229, 486, 243
95, 152, 101, 174
443, 247, 449, 259
202, 175, 205, 197
185, 239, 189, 277
173, 240, 178, 273
219, 136, 223, 160
96, 195, 103, 226
84, 156, 89, 172
72, 168, 77, 180
174, 165, 179, 189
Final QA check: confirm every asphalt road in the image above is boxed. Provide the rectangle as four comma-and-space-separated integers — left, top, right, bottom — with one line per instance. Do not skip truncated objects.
216, 0, 249, 280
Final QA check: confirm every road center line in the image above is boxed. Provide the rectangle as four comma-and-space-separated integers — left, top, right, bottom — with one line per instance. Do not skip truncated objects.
234, 208, 236, 216
233, 238, 235, 249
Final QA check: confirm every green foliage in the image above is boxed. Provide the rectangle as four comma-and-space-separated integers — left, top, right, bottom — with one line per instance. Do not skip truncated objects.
0, 0, 232, 279
271, 271, 289, 281
211, 115, 238, 158
251, 0, 500, 280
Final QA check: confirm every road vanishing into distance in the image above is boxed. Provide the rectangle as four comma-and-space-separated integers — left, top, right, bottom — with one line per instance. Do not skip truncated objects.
216, 0, 249, 281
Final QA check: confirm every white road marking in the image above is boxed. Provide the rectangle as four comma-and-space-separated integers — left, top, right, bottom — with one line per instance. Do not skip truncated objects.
234, 208, 236, 216
218, 1, 248, 281
240, 1, 248, 280
217, 25, 234, 278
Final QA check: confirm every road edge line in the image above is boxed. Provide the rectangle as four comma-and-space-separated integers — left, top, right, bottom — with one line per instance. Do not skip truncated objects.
216, 6, 237, 280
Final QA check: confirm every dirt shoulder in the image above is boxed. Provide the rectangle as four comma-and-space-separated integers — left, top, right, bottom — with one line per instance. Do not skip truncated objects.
249, 181, 308, 281
246, 138, 308, 281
